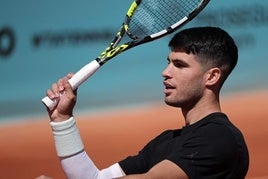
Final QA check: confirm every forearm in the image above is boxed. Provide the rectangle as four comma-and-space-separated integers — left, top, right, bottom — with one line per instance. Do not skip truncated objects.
50, 117, 124, 179
61, 151, 98, 178
61, 151, 124, 179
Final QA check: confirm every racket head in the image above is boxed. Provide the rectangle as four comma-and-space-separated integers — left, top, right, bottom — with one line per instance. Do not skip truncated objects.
97, 0, 210, 64
126, 0, 210, 41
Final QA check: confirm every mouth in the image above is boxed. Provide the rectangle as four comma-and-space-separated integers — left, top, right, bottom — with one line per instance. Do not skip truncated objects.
163, 81, 175, 95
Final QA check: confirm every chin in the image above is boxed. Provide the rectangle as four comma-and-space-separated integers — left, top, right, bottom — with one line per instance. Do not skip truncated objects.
164, 99, 181, 108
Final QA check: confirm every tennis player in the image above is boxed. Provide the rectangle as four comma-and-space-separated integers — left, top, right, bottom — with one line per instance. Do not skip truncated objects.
43, 26, 249, 178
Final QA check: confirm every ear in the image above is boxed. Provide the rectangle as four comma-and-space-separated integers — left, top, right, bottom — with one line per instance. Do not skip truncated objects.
205, 68, 221, 87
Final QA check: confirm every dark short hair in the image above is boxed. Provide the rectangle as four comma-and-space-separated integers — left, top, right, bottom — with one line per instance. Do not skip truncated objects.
169, 26, 238, 85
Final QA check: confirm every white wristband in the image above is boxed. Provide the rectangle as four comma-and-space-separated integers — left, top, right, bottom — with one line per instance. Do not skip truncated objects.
50, 117, 84, 157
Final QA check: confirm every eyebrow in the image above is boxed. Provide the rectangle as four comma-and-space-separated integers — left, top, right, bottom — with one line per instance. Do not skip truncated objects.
167, 57, 189, 67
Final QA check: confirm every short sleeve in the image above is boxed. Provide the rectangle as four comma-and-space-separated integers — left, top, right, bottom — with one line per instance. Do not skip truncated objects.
167, 123, 240, 179
119, 130, 175, 175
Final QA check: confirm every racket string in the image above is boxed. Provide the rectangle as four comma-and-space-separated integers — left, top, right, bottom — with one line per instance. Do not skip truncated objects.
128, 0, 203, 38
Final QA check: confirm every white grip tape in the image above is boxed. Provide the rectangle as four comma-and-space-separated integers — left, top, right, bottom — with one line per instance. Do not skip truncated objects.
42, 96, 57, 110
50, 117, 84, 157
68, 60, 101, 90
42, 60, 101, 110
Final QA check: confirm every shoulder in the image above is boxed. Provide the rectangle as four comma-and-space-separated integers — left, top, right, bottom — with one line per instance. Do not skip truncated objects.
189, 113, 248, 158
136, 129, 183, 157
148, 129, 182, 144
194, 113, 245, 142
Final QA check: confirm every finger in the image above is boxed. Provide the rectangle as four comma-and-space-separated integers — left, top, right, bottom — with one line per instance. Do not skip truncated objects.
57, 78, 65, 93
51, 82, 60, 97
65, 73, 77, 95
63, 77, 73, 94
46, 89, 56, 99
67, 72, 74, 79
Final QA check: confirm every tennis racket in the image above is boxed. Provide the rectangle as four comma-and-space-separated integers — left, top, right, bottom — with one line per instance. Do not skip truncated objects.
42, 0, 210, 110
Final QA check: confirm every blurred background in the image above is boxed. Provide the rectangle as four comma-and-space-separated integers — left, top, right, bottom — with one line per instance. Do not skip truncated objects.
1, 0, 268, 179
0, 0, 267, 121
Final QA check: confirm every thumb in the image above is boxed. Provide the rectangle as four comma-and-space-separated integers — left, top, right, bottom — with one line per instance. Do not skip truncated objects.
65, 73, 77, 95
63, 77, 74, 94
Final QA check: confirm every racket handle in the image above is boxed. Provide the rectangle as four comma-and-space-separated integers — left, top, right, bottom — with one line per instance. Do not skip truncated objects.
42, 60, 101, 110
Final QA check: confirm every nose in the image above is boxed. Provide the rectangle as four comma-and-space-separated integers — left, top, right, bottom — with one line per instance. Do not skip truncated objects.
162, 65, 171, 79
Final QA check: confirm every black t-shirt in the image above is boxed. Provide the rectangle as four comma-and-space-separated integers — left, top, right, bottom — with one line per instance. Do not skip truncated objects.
119, 113, 249, 179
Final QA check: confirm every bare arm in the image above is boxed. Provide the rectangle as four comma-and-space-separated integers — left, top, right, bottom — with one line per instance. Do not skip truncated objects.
117, 160, 188, 179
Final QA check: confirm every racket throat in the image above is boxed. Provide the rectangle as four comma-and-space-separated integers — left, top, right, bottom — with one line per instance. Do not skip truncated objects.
97, 43, 130, 65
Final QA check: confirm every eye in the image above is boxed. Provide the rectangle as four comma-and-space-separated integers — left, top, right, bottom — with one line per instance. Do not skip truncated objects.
173, 60, 188, 68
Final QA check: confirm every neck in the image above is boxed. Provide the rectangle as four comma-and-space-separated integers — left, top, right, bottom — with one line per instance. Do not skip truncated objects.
181, 92, 221, 125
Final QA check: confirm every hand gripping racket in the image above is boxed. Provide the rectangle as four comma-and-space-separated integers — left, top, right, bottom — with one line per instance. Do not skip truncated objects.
42, 0, 210, 110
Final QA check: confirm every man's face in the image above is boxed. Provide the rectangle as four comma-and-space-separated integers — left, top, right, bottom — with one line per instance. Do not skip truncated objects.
162, 50, 206, 109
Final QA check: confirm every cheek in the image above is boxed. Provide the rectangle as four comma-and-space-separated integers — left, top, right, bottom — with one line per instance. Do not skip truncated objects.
188, 76, 204, 97
176, 74, 204, 94
175, 72, 200, 85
